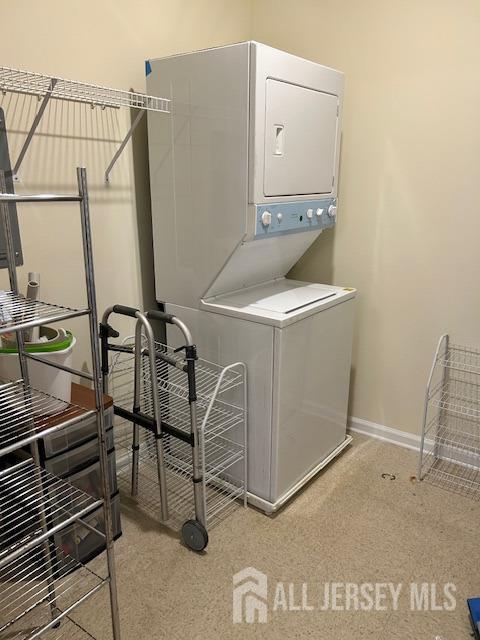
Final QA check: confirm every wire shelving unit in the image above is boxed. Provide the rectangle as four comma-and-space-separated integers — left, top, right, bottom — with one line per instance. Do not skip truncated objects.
418, 334, 480, 500
0, 167, 121, 638
104, 312, 247, 544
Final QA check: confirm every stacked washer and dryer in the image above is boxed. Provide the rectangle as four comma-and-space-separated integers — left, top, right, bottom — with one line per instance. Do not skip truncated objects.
146, 42, 356, 514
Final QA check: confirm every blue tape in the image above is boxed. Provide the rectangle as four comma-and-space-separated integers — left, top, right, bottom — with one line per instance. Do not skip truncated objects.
145, 60, 152, 76
468, 598, 480, 640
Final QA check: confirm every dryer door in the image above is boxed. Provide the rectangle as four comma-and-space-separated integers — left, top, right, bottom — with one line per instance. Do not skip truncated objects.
264, 79, 338, 197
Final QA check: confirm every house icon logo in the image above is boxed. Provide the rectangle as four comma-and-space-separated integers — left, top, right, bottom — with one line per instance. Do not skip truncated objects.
232, 567, 268, 623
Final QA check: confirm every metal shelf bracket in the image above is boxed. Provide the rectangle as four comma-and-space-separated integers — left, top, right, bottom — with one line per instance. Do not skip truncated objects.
105, 108, 145, 183
13, 77, 58, 181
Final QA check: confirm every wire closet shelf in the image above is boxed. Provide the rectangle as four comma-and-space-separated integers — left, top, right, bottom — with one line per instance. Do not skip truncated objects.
418, 334, 480, 500
0, 67, 170, 112
0, 65, 170, 183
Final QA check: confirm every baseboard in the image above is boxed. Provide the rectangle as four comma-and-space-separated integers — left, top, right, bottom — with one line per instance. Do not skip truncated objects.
348, 416, 422, 452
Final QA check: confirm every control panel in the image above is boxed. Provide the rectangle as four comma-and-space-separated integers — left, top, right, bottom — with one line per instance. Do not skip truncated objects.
255, 199, 337, 238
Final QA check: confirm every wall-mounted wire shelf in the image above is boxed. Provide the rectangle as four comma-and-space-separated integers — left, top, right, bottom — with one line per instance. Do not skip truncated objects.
0, 378, 94, 456
0, 67, 170, 113
0, 460, 103, 568
419, 334, 480, 500
0, 65, 170, 182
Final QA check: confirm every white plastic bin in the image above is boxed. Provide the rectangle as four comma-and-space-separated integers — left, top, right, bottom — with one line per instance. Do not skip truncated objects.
0, 330, 75, 404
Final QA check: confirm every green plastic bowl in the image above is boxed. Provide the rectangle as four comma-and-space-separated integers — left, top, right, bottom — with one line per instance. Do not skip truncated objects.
0, 330, 74, 354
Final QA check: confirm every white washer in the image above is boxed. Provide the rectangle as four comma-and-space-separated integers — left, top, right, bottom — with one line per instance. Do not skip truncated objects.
146, 42, 356, 513
166, 280, 355, 513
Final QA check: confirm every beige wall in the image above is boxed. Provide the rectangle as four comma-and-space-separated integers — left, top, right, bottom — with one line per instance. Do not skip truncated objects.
0, 0, 252, 373
252, 0, 480, 436
2, 1, 479, 436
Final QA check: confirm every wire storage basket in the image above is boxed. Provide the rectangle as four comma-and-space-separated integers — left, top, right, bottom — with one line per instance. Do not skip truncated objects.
419, 335, 480, 500
102, 307, 247, 549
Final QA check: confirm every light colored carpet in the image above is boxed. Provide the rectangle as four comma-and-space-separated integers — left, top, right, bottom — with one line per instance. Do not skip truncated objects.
76, 435, 480, 639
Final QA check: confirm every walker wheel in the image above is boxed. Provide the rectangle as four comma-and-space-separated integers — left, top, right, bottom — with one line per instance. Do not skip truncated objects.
181, 519, 209, 552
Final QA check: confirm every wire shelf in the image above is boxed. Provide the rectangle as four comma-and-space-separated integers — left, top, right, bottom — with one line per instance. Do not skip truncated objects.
0, 66, 170, 113
0, 461, 102, 566
0, 545, 106, 634
429, 377, 480, 419
421, 457, 480, 501
437, 343, 480, 376
111, 356, 244, 443
8, 609, 97, 640
0, 291, 88, 337
117, 436, 244, 530
141, 431, 244, 483
109, 341, 244, 403
148, 344, 245, 400
420, 335, 480, 501
423, 411, 480, 459
139, 386, 244, 442
0, 378, 94, 457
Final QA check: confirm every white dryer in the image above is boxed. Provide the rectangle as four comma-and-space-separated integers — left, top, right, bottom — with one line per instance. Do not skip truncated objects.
146, 41, 356, 513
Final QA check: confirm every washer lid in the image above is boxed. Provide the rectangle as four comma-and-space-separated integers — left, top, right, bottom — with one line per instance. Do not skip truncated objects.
202, 279, 356, 328
246, 282, 335, 314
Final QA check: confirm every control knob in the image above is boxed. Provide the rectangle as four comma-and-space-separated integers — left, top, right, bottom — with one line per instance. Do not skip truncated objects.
316, 208, 324, 218
306, 208, 314, 220
261, 211, 272, 227
328, 205, 337, 218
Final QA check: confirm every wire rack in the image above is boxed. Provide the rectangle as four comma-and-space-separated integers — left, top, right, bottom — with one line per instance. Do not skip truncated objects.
437, 342, 480, 376
429, 378, 480, 419
0, 379, 94, 456
419, 335, 480, 500
111, 347, 245, 443
135, 431, 244, 486
0, 461, 102, 566
136, 386, 243, 443
150, 343, 244, 400
117, 437, 244, 530
0, 66, 170, 113
7, 606, 97, 640
423, 412, 480, 458
0, 292, 88, 336
0, 545, 106, 634
110, 344, 244, 405
110, 338, 247, 532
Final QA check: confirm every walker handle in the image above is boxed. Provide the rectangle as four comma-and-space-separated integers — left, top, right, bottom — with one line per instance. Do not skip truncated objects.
146, 310, 176, 324
112, 304, 139, 318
